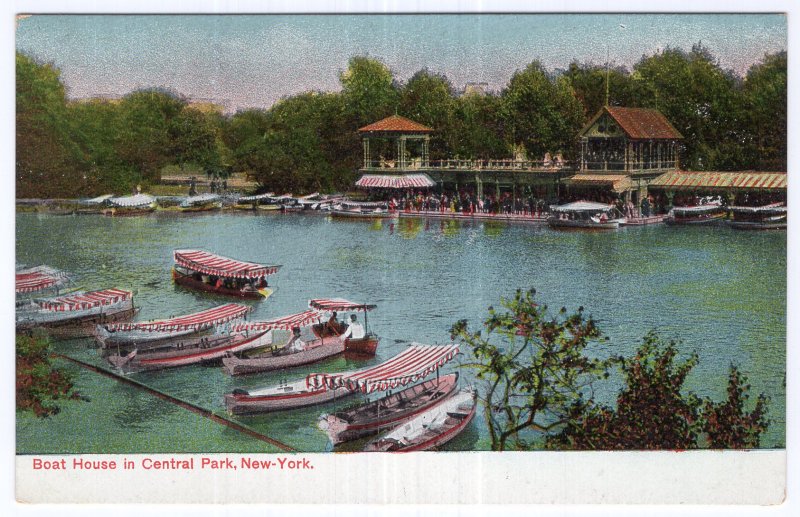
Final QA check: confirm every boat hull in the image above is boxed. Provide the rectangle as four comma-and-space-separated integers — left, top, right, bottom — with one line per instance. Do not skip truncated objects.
321, 373, 460, 445
727, 220, 787, 230
344, 336, 379, 356
664, 212, 726, 225
547, 218, 622, 230
172, 269, 272, 300
331, 209, 396, 219
107, 331, 271, 371
222, 336, 346, 376
224, 385, 355, 415
16, 306, 138, 339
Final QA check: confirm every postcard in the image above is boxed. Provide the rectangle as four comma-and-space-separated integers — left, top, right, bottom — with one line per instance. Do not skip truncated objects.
10, 3, 791, 506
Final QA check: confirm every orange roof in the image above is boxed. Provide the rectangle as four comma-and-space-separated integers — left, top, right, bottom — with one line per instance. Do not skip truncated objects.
358, 115, 433, 133
650, 171, 787, 191
566, 174, 633, 193
581, 107, 683, 140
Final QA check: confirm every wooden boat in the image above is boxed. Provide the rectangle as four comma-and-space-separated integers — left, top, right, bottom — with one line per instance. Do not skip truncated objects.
548, 201, 626, 230
319, 373, 460, 445
331, 201, 396, 219
225, 379, 356, 415
107, 329, 272, 372
665, 203, 726, 225
15, 266, 70, 298
16, 288, 137, 339
227, 343, 460, 416
179, 193, 222, 212
222, 309, 340, 376
103, 194, 157, 216
95, 303, 253, 354
233, 192, 275, 210
309, 298, 380, 356
172, 249, 280, 300
363, 386, 477, 452
727, 203, 786, 230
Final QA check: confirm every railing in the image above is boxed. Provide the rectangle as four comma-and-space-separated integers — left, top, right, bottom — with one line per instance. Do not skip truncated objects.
362, 159, 572, 172
582, 160, 678, 172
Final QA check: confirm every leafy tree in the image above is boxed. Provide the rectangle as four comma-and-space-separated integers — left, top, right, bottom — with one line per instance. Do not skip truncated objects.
703, 366, 769, 448
563, 62, 637, 117
742, 51, 787, 171
451, 92, 506, 159
450, 289, 608, 451
340, 56, 400, 128
16, 333, 83, 417
168, 107, 223, 173
400, 69, 456, 159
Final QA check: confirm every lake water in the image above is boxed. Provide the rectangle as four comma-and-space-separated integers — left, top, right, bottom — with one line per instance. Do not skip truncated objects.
15, 212, 786, 452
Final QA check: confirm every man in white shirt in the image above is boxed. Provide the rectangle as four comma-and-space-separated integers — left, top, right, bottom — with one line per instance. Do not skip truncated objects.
342, 314, 365, 340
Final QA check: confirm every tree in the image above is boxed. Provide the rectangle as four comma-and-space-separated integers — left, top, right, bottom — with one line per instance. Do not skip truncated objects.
499, 62, 585, 160
451, 92, 506, 159
742, 51, 787, 171
16, 333, 83, 417
546, 332, 770, 450
450, 289, 608, 451
340, 56, 399, 128
168, 107, 223, 173
400, 69, 456, 159
563, 62, 637, 118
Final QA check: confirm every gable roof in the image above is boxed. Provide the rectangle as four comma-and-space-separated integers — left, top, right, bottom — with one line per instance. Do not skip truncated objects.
580, 106, 683, 140
358, 115, 433, 133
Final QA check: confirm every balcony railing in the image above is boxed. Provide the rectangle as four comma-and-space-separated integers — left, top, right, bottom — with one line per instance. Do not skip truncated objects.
361, 159, 572, 172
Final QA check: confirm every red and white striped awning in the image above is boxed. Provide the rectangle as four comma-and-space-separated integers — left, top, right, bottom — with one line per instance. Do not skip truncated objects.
106, 303, 251, 333
232, 310, 324, 332
306, 344, 460, 394
308, 298, 376, 312
15, 268, 67, 294
355, 174, 435, 189
38, 289, 132, 312
174, 249, 281, 279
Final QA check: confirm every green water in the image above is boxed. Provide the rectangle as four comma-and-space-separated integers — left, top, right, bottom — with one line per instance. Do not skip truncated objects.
15, 212, 786, 452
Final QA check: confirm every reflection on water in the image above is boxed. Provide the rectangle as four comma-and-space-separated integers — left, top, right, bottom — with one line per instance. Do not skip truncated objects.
16, 212, 786, 452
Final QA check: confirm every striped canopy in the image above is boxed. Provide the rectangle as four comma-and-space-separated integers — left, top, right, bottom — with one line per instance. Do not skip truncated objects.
552, 201, 615, 212
650, 171, 787, 191
174, 250, 281, 279
356, 174, 435, 189
15, 267, 68, 294
306, 344, 460, 394
231, 310, 324, 333
109, 194, 156, 207
309, 298, 376, 312
180, 193, 220, 207
105, 303, 251, 333
38, 289, 132, 312
238, 192, 275, 202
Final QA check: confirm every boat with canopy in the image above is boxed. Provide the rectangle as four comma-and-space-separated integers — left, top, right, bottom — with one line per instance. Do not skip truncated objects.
15, 266, 70, 298
95, 303, 252, 353
363, 386, 477, 452
309, 298, 379, 355
103, 194, 157, 216
665, 201, 726, 225
727, 203, 786, 230
233, 192, 275, 210
224, 343, 458, 415
16, 288, 137, 338
331, 201, 395, 219
319, 372, 460, 446
548, 201, 627, 229
172, 249, 280, 299
179, 193, 222, 212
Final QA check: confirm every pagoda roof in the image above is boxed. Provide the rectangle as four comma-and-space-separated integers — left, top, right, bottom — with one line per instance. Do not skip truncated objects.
580, 106, 683, 140
358, 115, 433, 133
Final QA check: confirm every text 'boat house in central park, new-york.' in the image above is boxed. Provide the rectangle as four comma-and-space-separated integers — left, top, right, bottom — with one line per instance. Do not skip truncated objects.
354, 107, 787, 209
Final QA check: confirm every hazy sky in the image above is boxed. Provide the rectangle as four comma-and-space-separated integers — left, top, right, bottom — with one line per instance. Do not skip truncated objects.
16, 14, 787, 112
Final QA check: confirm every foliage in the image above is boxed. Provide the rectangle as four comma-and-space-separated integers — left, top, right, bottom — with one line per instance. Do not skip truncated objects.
742, 51, 787, 171
546, 332, 770, 450
450, 288, 608, 451
16, 333, 82, 417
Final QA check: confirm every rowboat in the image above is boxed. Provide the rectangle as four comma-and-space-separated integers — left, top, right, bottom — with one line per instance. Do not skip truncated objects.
102, 194, 157, 216
331, 201, 396, 219
363, 386, 477, 452
222, 309, 341, 376
548, 201, 627, 229
16, 288, 137, 339
727, 203, 786, 230
233, 192, 275, 210
179, 193, 222, 212
95, 303, 253, 354
665, 203, 726, 225
319, 372, 460, 445
226, 343, 459, 416
172, 249, 280, 299
106, 329, 272, 372
309, 298, 380, 356
15, 266, 70, 299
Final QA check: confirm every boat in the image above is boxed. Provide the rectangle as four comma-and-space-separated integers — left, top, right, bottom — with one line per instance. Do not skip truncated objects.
727, 203, 787, 230
665, 202, 726, 225
309, 298, 380, 356
179, 193, 222, 212
233, 192, 275, 210
547, 201, 627, 229
95, 303, 253, 354
15, 266, 70, 299
222, 309, 342, 376
16, 288, 137, 338
103, 194, 157, 216
363, 386, 477, 452
76, 194, 114, 214
319, 372, 460, 445
331, 201, 396, 219
172, 249, 280, 299
106, 329, 272, 372
226, 343, 459, 416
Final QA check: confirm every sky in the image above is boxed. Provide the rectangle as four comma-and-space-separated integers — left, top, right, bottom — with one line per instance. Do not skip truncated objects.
15, 13, 788, 113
